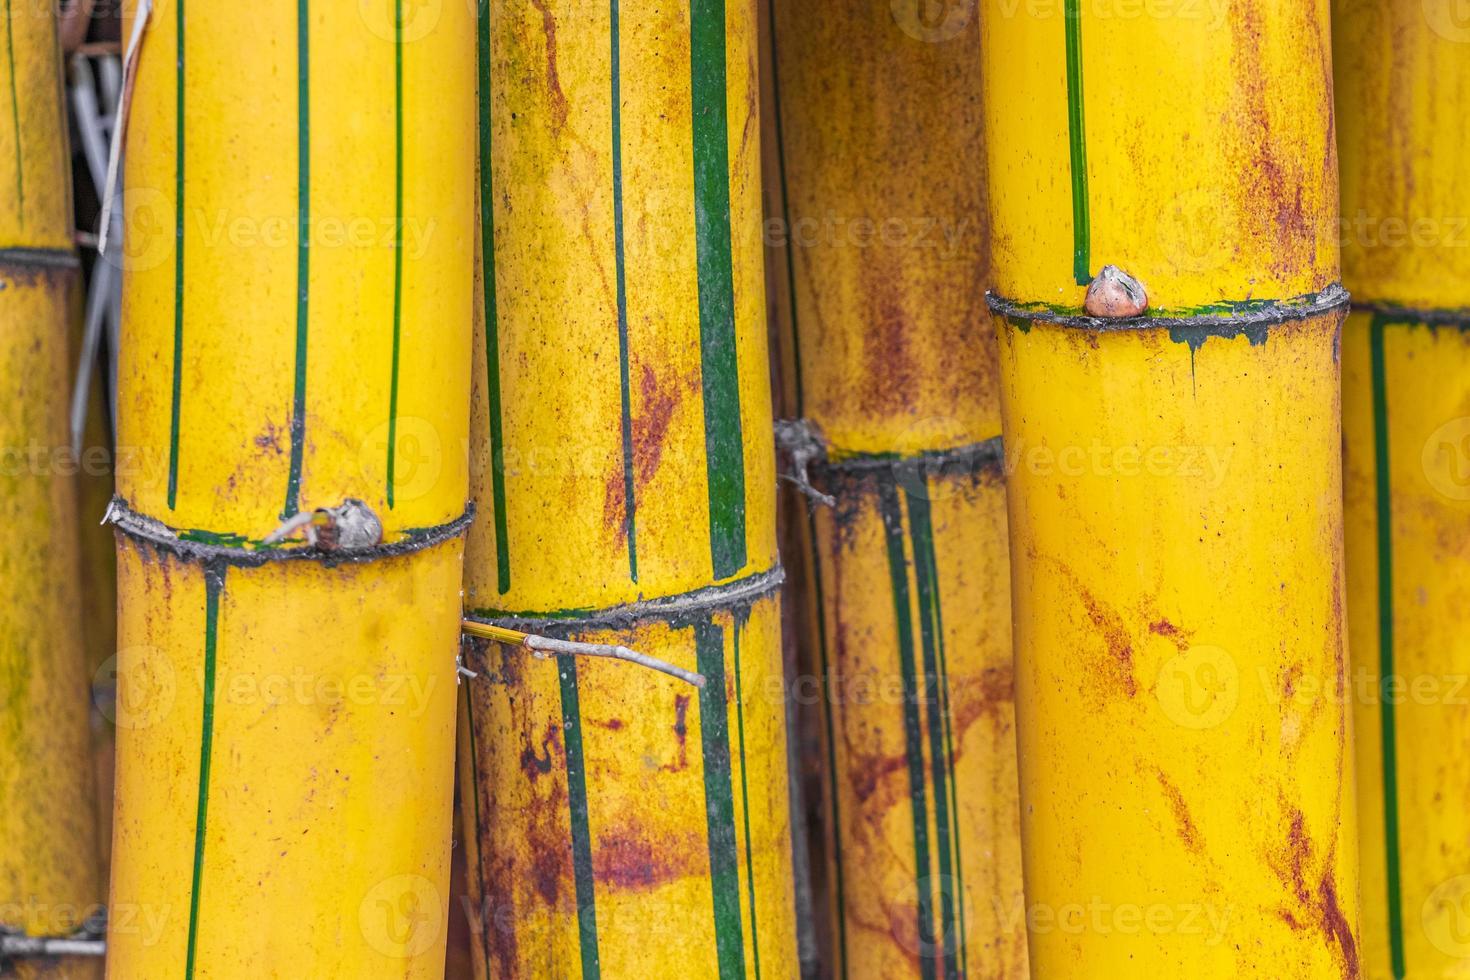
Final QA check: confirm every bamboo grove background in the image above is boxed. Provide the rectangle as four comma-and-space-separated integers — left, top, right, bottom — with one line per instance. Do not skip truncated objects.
0, 0, 1466, 978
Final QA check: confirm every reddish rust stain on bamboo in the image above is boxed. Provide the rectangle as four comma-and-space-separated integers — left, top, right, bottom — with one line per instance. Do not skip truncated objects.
1269, 805, 1360, 977
658, 694, 691, 773
1153, 768, 1203, 855
526, 0, 568, 133
1078, 584, 1139, 698
593, 826, 702, 891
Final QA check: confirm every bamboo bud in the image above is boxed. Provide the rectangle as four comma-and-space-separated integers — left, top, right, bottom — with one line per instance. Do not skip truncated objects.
982, 0, 1358, 974
109, 1, 475, 974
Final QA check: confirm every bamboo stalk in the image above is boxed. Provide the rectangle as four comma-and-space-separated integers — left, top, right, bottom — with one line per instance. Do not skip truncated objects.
108, 1, 475, 974
1335, 1, 1470, 974
982, 0, 1358, 974
457, 2, 796, 976
0, 2, 104, 977
763, 3, 1027, 976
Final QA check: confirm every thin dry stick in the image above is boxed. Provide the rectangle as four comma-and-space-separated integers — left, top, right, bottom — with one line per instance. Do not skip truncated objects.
96, 0, 152, 253
461, 620, 706, 689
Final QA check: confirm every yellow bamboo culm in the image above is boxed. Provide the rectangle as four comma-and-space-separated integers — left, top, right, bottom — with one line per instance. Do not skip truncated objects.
0, 3, 103, 977
982, 0, 1360, 974
1336, 1, 1470, 976
457, 1, 796, 977
763, 2, 1026, 976
109, 1, 474, 975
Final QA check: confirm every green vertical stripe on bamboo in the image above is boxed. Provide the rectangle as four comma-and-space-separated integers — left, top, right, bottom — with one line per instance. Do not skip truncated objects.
285, 0, 311, 518
764, 0, 802, 413
689, 0, 746, 580
478, 0, 510, 593
808, 510, 849, 977
906, 481, 960, 978
610, 0, 637, 584
697, 617, 747, 979
1063, 0, 1089, 286
168, 0, 186, 508
1369, 313, 1405, 979
558, 654, 602, 980
911, 483, 967, 978
386, 0, 405, 508
733, 619, 762, 980
184, 564, 225, 980
878, 475, 936, 980
3, 0, 21, 222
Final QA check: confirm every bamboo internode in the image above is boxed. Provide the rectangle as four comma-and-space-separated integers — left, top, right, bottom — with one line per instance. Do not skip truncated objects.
982, 0, 1359, 974
458, 1, 795, 976
109, 1, 475, 974
1336, 1, 1470, 975
0, 4, 103, 977
763, 3, 1026, 977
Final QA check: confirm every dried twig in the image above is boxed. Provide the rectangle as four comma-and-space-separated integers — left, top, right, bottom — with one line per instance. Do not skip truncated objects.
461, 620, 706, 689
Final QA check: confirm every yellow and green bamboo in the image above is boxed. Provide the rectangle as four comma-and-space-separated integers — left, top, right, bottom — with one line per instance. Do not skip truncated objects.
457, 1, 797, 977
983, 0, 1359, 974
109, 1, 474, 974
0, 2, 102, 976
1336, 1, 1470, 975
764, 2, 1027, 977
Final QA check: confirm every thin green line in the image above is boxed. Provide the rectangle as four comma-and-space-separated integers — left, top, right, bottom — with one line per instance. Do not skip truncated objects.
1063, 0, 1089, 286
4, 0, 22, 224
732, 620, 762, 979
557, 654, 602, 980
1370, 313, 1405, 979
167, 0, 185, 509
696, 618, 747, 979
462, 680, 492, 971
906, 484, 957, 979
877, 476, 936, 980
764, 0, 802, 412
807, 510, 849, 978
610, 0, 636, 582
386, 0, 404, 508
184, 565, 224, 979
917, 491, 967, 979
690, 0, 746, 580
478, 0, 510, 593
284, 0, 310, 518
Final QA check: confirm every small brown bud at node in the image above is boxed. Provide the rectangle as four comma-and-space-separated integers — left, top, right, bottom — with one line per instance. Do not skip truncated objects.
1084, 265, 1149, 318
312, 499, 384, 551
